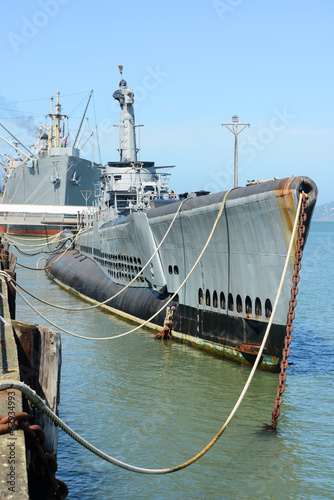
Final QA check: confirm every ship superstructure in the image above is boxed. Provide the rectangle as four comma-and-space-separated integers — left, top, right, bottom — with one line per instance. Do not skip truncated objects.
0, 91, 101, 234
47, 68, 317, 371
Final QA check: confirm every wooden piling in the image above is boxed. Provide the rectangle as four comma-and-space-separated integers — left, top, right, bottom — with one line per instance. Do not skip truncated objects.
0, 239, 62, 499
0, 274, 29, 499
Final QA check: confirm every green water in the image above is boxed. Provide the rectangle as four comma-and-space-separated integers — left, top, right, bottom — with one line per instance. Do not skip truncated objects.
13, 221, 334, 499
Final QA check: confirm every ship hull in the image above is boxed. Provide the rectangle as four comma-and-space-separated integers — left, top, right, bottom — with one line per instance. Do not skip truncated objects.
47, 177, 317, 371
2, 153, 99, 206
1, 151, 100, 235
0, 223, 76, 236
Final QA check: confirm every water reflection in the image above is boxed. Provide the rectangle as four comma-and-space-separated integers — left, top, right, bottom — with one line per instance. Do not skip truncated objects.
10, 225, 334, 499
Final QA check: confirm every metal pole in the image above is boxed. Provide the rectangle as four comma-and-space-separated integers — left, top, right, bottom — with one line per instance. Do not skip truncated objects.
80, 131, 94, 149
234, 123, 238, 187
0, 135, 30, 159
73, 90, 93, 148
76, 118, 88, 149
222, 116, 250, 188
0, 122, 37, 158
135, 125, 144, 162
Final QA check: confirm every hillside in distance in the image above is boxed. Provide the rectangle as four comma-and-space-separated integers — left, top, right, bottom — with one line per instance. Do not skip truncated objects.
313, 202, 334, 221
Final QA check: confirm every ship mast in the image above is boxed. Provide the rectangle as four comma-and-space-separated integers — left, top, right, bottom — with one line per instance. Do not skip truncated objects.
47, 92, 68, 150
48, 95, 53, 151
113, 65, 137, 162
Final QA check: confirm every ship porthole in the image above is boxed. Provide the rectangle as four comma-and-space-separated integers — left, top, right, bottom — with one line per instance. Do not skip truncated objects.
245, 296, 252, 315
206, 289, 211, 306
220, 292, 226, 310
255, 297, 262, 316
228, 293, 234, 311
236, 294, 242, 313
174, 265, 179, 275
198, 289, 203, 305
213, 290, 218, 308
168, 265, 173, 274
265, 299, 272, 318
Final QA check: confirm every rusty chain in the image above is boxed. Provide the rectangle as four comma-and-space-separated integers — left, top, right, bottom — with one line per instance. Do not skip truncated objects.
270, 192, 308, 430
0, 411, 68, 499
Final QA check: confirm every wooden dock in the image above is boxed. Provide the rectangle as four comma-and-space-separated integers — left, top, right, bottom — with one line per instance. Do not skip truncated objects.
0, 236, 63, 499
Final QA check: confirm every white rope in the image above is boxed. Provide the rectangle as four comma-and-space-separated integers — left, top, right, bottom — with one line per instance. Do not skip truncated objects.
4, 232, 62, 244
5, 232, 66, 249
10, 197, 189, 311
4, 189, 235, 340
0, 193, 304, 475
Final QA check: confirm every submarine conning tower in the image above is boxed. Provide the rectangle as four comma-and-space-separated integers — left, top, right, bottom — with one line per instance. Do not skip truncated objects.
112, 65, 137, 162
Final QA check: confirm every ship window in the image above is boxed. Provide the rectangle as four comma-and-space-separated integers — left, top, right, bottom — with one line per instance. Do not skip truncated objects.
138, 258, 141, 265
228, 293, 234, 311
245, 296, 252, 315
174, 265, 179, 275
206, 289, 211, 306
236, 294, 242, 313
265, 299, 272, 318
213, 290, 218, 308
198, 289, 203, 305
168, 265, 173, 274
220, 292, 226, 309
255, 297, 262, 316
114, 175, 122, 181
134, 257, 137, 264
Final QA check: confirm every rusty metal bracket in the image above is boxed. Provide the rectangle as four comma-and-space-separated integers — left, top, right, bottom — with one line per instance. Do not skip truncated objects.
155, 306, 175, 340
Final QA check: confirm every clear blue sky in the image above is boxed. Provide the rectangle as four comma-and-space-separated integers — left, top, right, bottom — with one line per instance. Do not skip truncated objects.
0, 0, 333, 204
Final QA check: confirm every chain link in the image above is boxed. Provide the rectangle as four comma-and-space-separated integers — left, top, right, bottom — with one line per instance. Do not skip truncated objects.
270, 192, 308, 430
0, 411, 68, 499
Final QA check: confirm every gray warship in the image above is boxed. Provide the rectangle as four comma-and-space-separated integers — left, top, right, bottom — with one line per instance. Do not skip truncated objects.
47, 68, 317, 371
0, 91, 101, 235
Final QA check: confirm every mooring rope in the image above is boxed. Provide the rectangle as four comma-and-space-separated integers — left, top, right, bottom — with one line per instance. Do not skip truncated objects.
5, 231, 65, 248
4, 233, 61, 243
11, 229, 85, 272
14, 227, 95, 272
0, 193, 304, 474
9, 196, 190, 311
1, 189, 235, 340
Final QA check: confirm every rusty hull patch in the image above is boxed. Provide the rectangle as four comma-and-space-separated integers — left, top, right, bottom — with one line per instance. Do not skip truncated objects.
275, 179, 298, 259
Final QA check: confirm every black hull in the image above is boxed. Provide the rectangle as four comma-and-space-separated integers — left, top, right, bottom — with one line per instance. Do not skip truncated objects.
47, 250, 285, 371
